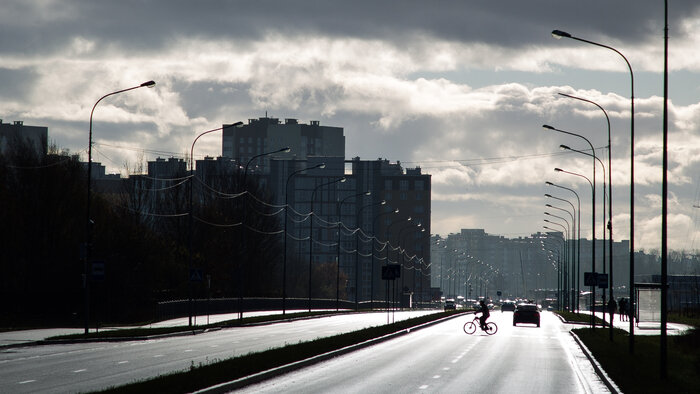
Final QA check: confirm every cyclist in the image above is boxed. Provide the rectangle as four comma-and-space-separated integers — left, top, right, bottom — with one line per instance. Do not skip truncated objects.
477, 299, 490, 330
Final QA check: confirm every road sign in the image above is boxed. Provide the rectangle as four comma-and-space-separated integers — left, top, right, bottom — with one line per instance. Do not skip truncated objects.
190, 268, 203, 282
584, 272, 596, 286
597, 273, 608, 289
91, 261, 105, 281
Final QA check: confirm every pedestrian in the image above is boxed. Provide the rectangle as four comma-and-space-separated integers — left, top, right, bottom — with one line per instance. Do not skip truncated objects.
618, 298, 627, 322
608, 297, 617, 325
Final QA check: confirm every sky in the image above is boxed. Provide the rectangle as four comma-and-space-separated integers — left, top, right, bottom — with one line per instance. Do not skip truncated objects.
3, 0, 700, 252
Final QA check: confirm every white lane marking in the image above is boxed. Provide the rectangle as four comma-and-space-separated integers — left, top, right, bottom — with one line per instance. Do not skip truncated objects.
419, 385, 429, 389
73, 369, 87, 373
432, 375, 441, 379
19, 380, 36, 384
443, 367, 450, 371
210, 345, 219, 348
118, 360, 129, 364
153, 354, 164, 358
184, 349, 193, 353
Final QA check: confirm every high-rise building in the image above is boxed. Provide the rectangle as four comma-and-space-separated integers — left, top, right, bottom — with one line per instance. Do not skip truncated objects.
222, 117, 344, 168
0, 120, 47, 158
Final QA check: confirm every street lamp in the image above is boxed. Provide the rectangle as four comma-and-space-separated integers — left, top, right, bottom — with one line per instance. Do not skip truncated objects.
545, 191, 579, 311
355, 198, 385, 310
336, 191, 371, 311
555, 167, 596, 327
308, 176, 346, 312
239, 146, 290, 319
558, 92, 615, 339
552, 28, 636, 349
283, 162, 325, 314
84, 80, 155, 334
188, 122, 242, 327
372, 207, 399, 304
561, 143, 612, 319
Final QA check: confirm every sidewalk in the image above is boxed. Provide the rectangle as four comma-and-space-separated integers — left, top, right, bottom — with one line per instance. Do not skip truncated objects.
579, 311, 692, 336
0, 310, 311, 348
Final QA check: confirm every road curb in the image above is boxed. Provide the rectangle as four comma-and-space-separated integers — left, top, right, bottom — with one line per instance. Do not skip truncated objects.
192, 312, 470, 393
569, 331, 622, 394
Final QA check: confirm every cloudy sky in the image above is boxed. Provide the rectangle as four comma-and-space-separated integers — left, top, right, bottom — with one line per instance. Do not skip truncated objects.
3, 0, 700, 252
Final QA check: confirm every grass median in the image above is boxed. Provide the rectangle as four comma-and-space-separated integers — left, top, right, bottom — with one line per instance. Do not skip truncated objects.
96, 310, 464, 393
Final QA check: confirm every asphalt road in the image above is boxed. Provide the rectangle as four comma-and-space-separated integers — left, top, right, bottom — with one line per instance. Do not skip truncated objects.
0, 310, 436, 393
235, 311, 610, 394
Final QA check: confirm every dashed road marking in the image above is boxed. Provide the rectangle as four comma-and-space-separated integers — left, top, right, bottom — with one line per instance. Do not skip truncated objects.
73, 369, 86, 373
118, 361, 129, 364
419, 385, 429, 389
19, 380, 36, 384
153, 354, 164, 358
432, 375, 441, 379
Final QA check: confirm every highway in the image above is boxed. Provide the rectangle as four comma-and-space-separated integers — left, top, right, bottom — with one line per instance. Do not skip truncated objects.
0, 311, 436, 393
236, 311, 610, 393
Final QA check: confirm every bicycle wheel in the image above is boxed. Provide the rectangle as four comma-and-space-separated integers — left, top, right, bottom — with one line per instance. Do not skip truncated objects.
463, 321, 477, 335
485, 322, 498, 335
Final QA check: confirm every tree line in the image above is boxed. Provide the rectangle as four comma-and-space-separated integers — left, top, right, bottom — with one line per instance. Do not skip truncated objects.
0, 138, 344, 327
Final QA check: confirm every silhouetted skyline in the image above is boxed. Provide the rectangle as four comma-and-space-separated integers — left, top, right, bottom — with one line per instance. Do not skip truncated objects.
2, 1, 700, 251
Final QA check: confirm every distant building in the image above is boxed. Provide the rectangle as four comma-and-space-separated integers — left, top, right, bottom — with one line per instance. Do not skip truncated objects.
0, 120, 48, 158
222, 117, 344, 167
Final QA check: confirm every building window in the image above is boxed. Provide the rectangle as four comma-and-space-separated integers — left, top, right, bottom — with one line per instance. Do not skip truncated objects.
399, 180, 409, 191
385, 192, 392, 201
415, 180, 424, 191
401, 192, 407, 200
385, 180, 393, 190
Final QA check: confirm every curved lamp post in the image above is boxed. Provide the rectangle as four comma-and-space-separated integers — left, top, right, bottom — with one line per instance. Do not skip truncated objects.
308, 176, 346, 312
336, 191, 371, 310
559, 92, 616, 339
283, 162, 325, 314
546, 183, 582, 311
188, 122, 242, 327
84, 80, 155, 334
373, 207, 399, 303
239, 146, 290, 319
555, 167, 596, 327
355, 198, 385, 309
552, 29, 635, 348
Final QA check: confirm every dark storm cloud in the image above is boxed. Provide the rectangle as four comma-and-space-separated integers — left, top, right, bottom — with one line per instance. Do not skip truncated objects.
2, 0, 699, 55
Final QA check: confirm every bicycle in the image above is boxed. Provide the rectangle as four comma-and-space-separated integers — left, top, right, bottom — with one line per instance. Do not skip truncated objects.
463, 315, 498, 335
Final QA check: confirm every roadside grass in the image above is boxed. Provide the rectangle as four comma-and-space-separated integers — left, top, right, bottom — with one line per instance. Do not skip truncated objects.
48, 311, 345, 340
573, 327, 700, 393
555, 310, 606, 325
96, 310, 464, 393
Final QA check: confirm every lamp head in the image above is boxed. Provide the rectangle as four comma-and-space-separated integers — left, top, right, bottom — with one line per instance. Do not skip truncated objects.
545, 181, 553, 186
141, 80, 156, 87
551, 30, 572, 39
318, 163, 326, 169
554, 168, 563, 172
545, 204, 552, 207
280, 146, 291, 153
560, 144, 571, 151
227, 121, 244, 128
542, 124, 555, 130
380, 200, 386, 205
394, 208, 399, 213
339, 177, 347, 183
365, 190, 371, 196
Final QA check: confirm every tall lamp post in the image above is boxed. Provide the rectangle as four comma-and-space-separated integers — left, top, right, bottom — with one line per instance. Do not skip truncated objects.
283, 162, 325, 315
372, 207, 399, 303
188, 122, 242, 327
355, 198, 385, 310
559, 93, 614, 325
552, 28, 635, 350
308, 176, 346, 312
85, 80, 155, 334
239, 146, 290, 319
336, 191, 371, 310
546, 204, 576, 309
546, 183, 581, 311
555, 167, 596, 327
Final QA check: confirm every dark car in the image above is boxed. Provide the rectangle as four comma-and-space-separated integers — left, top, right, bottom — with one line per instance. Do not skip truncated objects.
444, 299, 456, 311
513, 303, 540, 327
501, 301, 516, 312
